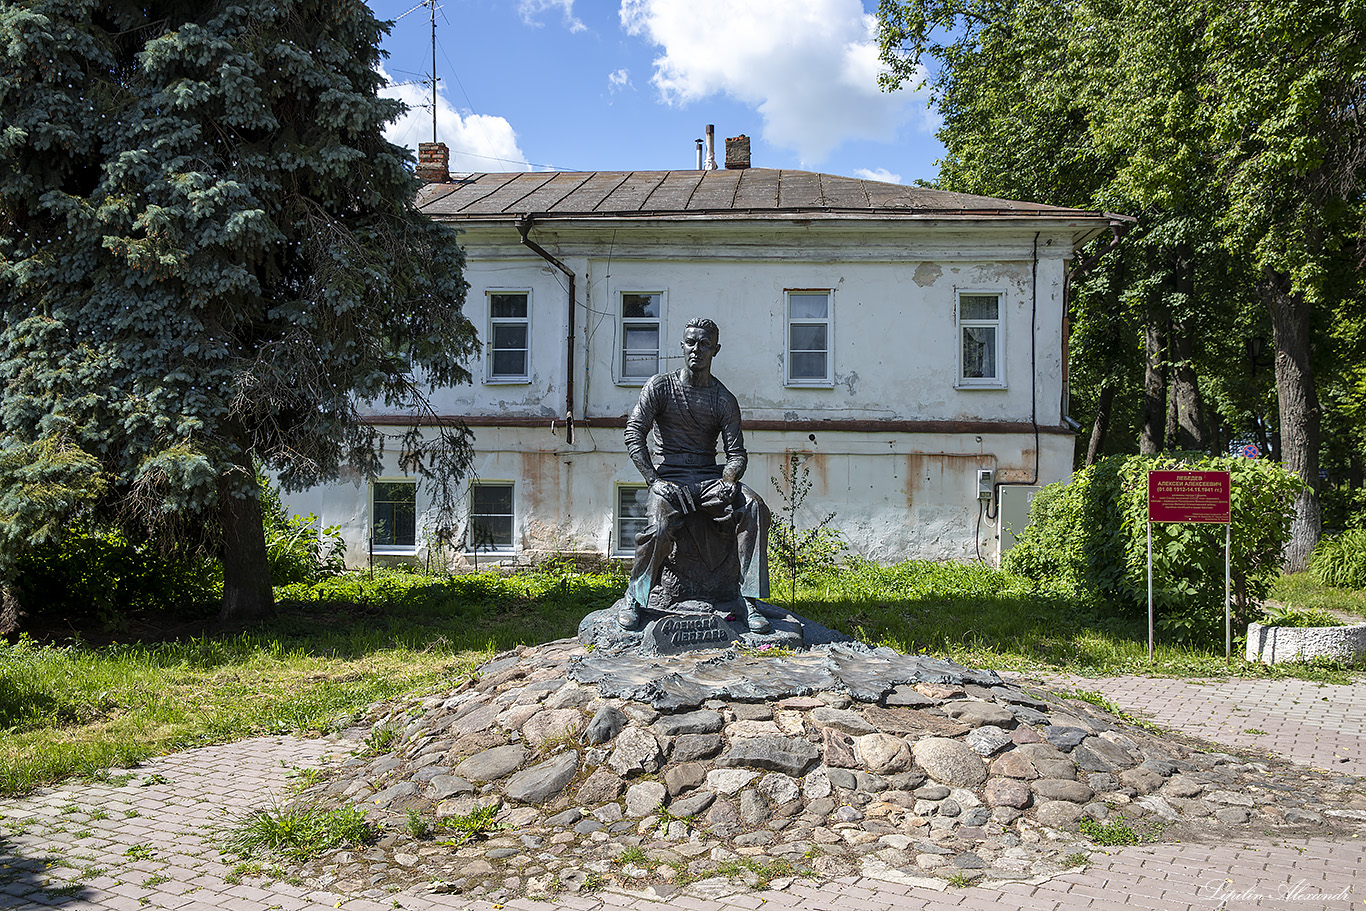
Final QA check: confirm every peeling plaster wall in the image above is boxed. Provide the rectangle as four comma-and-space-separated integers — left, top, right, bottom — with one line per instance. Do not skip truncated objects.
291, 219, 1080, 569
282, 426, 1073, 569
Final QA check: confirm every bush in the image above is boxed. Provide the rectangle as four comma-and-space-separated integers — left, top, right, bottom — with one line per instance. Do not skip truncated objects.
14, 528, 220, 630
259, 476, 344, 586
1309, 528, 1366, 590
1004, 453, 1303, 642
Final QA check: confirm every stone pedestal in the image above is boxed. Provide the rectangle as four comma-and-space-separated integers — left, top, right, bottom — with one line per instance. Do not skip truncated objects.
578, 599, 805, 656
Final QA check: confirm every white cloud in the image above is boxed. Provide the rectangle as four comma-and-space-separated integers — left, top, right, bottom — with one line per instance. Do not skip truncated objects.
379, 68, 532, 173
619, 0, 930, 164
519, 0, 587, 33
608, 68, 633, 93
854, 167, 902, 184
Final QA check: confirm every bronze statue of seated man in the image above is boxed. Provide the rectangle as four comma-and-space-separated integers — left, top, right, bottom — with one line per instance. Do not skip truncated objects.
619, 317, 771, 633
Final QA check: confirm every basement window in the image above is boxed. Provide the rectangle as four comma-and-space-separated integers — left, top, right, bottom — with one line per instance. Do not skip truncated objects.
615, 484, 650, 556
467, 482, 515, 552
371, 481, 416, 551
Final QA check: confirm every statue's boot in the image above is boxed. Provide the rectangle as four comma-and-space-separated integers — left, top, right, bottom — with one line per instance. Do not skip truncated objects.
617, 597, 643, 631
745, 599, 771, 633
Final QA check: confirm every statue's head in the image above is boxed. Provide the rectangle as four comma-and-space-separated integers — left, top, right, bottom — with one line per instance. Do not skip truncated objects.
681, 318, 721, 372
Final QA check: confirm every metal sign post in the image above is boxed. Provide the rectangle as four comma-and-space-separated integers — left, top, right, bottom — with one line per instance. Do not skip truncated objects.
1146, 470, 1233, 664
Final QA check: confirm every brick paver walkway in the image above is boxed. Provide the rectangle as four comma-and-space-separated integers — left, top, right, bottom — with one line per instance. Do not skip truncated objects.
1, 675, 1362, 910
1035, 674, 1366, 773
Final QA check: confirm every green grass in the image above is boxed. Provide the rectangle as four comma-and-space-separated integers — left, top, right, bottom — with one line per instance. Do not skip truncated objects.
787, 559, 1364, 681
1079, 816, 1139, 846
436, 803, 503, 845
4, 560, 1362, 800
223, 802, 373, 861
1269, 572, 1366, 619
0, 567, 620, 797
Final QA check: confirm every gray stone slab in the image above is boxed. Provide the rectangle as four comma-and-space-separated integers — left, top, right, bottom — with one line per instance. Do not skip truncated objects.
715, 736, 820, 777
504, 751, 579, 804
567, 641, 1000, 710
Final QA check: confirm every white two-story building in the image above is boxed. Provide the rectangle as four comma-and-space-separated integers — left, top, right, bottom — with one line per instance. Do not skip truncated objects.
282, 140, 1125, 569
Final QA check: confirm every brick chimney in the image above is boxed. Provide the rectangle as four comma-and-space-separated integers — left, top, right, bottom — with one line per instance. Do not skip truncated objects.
725, 134, 751, 170
416, 142, 450, 183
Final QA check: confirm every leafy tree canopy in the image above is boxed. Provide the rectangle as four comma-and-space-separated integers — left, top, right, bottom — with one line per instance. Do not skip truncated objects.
0, 0, 476, 622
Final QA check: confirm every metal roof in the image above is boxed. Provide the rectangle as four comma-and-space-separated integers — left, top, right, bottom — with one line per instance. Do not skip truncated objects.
415, 168, 1112, 222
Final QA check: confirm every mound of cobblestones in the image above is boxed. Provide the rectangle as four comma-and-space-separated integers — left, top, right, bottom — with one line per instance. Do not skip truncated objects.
291, 639, 1366, 904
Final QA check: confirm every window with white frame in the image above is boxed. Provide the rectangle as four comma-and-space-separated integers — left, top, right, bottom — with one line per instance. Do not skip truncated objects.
487, 291, 529, 382
958, 292, 1003, 385
371, 481, 416, 549
620, 292, 662, 382
467, 482, 514, 552
786, 290, 832, 385
615, 484, 650, 556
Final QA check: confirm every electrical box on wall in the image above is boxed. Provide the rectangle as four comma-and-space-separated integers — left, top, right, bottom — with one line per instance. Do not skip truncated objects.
998, 485, 1042, 556
976, 469, 994, 500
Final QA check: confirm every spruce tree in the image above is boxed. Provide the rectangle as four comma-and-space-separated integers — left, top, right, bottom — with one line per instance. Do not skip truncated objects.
0, 0, 475, 623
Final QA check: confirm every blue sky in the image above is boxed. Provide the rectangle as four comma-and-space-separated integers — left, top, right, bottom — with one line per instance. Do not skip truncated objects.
365, 0, 945, 185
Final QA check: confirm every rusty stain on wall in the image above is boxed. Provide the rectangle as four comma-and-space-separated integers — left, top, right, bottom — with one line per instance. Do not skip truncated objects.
903, 452, 991, 509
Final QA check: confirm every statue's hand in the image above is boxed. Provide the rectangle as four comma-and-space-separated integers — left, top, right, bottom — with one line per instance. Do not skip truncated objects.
652, 479, 696, 513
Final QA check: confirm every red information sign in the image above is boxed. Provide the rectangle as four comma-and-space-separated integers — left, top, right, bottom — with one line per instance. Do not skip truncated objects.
1148, 470, 1231, 524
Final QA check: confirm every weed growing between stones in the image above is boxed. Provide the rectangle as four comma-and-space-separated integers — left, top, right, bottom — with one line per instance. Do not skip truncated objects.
1079, 815, 1139, 846
1056, 690, 1164, 733
1063, 852, 1089, 867
223, 802, 373, 861
945, 871, 977, 887
614, 845, 649, 866
436, 804, 502, 846
710, 857, 800, 889
404, 809, 430, 839
360, 727, 397, 756
534, 729, 580, 756
286, 766, 326, 794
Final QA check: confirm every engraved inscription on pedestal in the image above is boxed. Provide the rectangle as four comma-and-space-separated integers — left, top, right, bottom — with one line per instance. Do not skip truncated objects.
643, 612, 736, 656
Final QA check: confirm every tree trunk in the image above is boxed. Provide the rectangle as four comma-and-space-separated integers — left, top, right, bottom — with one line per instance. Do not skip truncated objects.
1169, 329, 1208, 452
1169, 251, 1208, 451
218, 431, 274, 624
1086, 383, 1115, 466
0, 580, 22, 635
1141, 322, 1166, 455
1165, 376, 1180, 452
1260, 269, 1320, 572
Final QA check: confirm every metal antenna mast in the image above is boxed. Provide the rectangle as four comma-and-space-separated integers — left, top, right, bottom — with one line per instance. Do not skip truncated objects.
429, 0, 437, 143
395, 0, 441, 143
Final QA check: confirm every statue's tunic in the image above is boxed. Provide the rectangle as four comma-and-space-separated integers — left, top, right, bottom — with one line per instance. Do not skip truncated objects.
624, 371, 769, 608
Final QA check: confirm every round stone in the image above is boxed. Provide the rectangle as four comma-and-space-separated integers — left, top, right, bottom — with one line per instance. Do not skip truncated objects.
1034, 799, 1084, 829
990, 752, 1038, 780
624, 781, 668, 817
707, 768, 760, 796
985, 777, 1032, 809
607, 727, 663, 776
1031, 778, 1095, 804
912, 737, 988, 788
855, 733, 913, 775
757, 772, 801, 806
453, 744, 527, 782
520, 709, 585, 749
944, 702, 1018, 729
